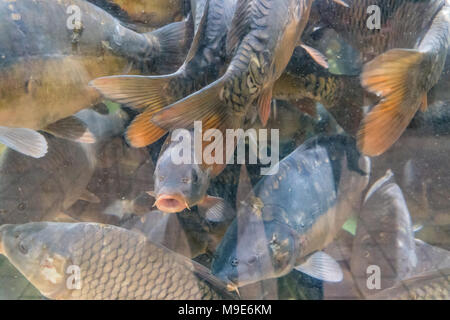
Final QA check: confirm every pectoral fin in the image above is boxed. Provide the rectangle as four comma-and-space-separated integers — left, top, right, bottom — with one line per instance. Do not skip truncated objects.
0, 127, 48, 158
79, 190, 101, 204
198, 196, 233, 223
45, 116, 95, 144
300, 44, 329, 69
294, 251, 343, 282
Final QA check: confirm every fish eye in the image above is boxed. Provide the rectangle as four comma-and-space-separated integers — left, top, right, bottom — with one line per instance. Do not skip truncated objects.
17, 202, 26, 211
18, 241, 28, 254
231, 258, 239, 267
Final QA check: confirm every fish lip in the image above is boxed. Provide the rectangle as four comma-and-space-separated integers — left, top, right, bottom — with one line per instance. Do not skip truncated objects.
155, 193, 189, 213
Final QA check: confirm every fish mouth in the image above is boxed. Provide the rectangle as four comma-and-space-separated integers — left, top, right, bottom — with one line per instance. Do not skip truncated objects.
155, 194, 189, 213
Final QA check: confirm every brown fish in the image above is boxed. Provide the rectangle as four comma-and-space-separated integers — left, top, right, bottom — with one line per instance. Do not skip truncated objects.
0, 222, 237, 300
0, 0, 191, 157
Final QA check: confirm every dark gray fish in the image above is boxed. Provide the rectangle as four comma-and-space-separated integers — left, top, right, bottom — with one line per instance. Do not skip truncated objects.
212, 135, 370, 289
0, 222, 237, 300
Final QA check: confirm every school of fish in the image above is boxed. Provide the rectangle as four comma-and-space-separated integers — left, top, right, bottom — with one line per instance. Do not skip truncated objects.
0, 0, 448, 300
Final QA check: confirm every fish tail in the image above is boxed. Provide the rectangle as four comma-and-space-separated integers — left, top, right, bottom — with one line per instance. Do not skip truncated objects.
90, 72, 189, 147
359, 49, 427, 156
146, 20, 193, 73
152, 77, 238, 135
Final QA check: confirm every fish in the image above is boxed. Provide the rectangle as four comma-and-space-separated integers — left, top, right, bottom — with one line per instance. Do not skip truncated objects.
65, 137, 155, 225
0, 133, 97, 225
0, 0, 192, 157
0, 222, 237, 300
211, 135, 370, 288
150, 130, 236, 227
350, 170, 418, 298
370, 268, 450, 300
312, 0, 450, 155
0, 109, 127, 225
88, 0, 188, 28
148, 0, 318, 135
91, 0, 238, 148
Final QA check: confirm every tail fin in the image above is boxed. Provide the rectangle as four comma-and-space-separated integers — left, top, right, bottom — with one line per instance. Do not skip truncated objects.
359, 49, 426, 156
152, 78, 237, 134
146, 20, 193, 73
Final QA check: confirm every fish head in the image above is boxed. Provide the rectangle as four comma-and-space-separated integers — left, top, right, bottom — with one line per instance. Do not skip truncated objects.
153, 145, 211, 213
212, 209, 296, 288
0, 223, 72, 297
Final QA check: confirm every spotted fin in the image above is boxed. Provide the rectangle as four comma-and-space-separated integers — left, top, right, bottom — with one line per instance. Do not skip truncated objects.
0, 127, 48, 158
45, 116, 96, 144
294, 251, 343, 282
359, 49, 425, 156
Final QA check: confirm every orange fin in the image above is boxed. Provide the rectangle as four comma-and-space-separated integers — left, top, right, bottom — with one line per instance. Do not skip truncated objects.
258, 87, 273, 126
126, 109, 167, 148
301, 44, 329, 69
332, 0, 349, 7
358, 49, 424, 156
359, 49, 425, 156
152, 77, 235, 134
90, 74, 177, 111
420, 94, 428, 112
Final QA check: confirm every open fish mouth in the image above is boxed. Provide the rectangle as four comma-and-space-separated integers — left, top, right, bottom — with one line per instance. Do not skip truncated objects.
155, 194, 189, 213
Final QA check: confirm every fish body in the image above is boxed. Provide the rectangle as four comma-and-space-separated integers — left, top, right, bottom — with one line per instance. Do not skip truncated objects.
350, 171, 418, 298
0, 0, 190, 156
212, 135, 370, 288
313, 0, 450, 156
0, 222, 236, 300
370, 268, 450, 300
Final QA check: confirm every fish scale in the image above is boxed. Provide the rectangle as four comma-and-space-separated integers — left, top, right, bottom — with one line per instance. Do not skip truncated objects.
0, 222, 234, 300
